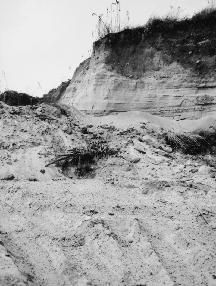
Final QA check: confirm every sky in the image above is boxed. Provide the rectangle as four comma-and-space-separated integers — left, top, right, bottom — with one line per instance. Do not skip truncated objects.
0, 0, 209, 97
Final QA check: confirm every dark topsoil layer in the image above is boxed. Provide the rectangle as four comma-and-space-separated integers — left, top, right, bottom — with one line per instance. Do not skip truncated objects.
94, 9, 216, 77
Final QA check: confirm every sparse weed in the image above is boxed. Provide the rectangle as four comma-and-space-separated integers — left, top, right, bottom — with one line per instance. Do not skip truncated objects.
164, 131, 214, 155
92, 1, 132, 40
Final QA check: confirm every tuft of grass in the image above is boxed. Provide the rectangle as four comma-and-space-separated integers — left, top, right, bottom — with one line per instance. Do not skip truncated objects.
164, 132, 209, 155
163, 130, 216, 155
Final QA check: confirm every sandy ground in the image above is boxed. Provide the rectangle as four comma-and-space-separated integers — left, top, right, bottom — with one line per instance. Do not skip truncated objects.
90, 111, 216, 133
0, 105, 216, 286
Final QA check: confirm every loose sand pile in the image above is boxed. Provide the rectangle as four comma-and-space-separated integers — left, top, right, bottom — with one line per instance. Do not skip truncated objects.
0, 103, 216, 286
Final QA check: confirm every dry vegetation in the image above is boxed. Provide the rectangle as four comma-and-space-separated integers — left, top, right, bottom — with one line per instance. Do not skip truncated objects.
164, 128, 216, 155
46, 136, 120, 177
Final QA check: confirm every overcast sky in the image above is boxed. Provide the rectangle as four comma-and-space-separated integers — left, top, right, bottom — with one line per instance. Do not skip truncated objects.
0, 0, 208, 96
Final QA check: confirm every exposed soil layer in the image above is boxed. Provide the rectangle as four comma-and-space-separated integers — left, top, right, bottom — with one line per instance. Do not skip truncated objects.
98, 9, 216, 78
56, 10, 216, 116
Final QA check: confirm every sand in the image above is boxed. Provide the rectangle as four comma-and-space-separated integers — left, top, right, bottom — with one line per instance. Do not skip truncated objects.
0, 104, 216, 286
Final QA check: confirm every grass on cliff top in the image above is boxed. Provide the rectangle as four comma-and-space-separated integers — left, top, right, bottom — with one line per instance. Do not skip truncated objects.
137, 7, 216, 37
97, 7, 216, 42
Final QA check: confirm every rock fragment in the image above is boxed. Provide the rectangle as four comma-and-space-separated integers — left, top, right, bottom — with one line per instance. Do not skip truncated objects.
125, 146, 141, 163
133, 139, 146, 154
160, 145, 172, 153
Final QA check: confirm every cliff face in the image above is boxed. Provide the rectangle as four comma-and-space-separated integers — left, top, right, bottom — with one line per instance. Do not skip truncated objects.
59, 10, 216, 119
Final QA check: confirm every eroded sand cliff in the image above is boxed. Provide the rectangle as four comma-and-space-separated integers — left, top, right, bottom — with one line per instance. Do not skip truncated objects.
56, 11, 216, 119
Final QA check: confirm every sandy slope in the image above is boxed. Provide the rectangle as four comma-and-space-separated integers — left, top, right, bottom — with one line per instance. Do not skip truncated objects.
0, 104, 216, 286
90, 110, 216, 133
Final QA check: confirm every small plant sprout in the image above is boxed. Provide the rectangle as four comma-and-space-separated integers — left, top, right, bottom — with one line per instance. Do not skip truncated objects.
92, 1, 128, 40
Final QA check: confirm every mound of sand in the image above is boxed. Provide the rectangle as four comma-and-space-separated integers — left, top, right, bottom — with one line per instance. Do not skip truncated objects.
0, 102, 84, 181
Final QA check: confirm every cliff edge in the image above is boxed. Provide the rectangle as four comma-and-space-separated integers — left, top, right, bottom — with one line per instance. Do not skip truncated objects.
56, 9, 216, 119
